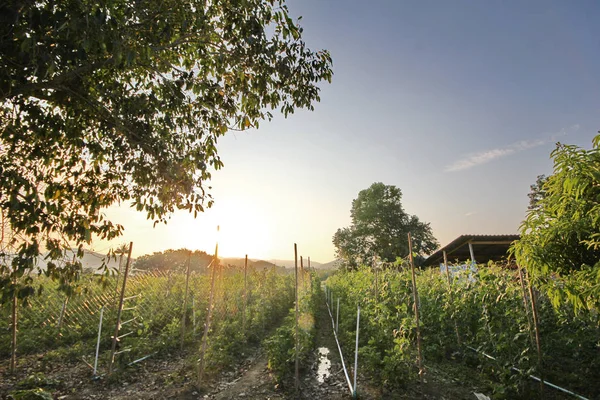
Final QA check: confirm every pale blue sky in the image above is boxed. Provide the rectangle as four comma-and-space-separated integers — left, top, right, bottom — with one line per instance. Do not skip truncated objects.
102, 1, 600, 262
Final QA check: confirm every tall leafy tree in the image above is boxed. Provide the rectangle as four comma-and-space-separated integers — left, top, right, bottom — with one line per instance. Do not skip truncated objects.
513, 133, 600, 310
0, 0, 332, 298
333, 183, 438, 268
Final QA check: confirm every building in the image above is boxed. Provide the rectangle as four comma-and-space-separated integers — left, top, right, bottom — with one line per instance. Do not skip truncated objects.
423, 234, 520, 267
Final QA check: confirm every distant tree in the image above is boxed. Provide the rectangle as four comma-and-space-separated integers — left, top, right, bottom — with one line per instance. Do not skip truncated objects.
134, 249, 212, 273
333, 183, 438, 268
513, 133, 600, 310
527, 174, 548, 211
0, 0, 332, 301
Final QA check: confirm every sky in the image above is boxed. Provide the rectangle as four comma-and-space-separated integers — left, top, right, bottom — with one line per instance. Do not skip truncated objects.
97, 0, 600, 263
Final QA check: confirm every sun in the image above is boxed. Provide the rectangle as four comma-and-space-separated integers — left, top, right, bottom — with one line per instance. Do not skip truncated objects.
174, 197, 274, 260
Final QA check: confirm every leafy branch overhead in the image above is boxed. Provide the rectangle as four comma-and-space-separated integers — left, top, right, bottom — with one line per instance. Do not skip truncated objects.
513, 133, 600, 311
333, 183, 438, 268
0, 0, 332, 286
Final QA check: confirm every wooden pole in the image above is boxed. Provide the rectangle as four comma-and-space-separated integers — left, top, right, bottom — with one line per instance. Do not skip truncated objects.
468, 242, 476, 265
408, 233, 424, 382
518, 266, 535, 348
526, 270, 544, 397
108, 241, 133, 375
243, 254, 248, 336
300, 256, 305, 291
114, 252, 124, 300
294, 243, 299, 393
58, 295, 69, 332
443, 251, 461, 346
374, 268, 378, 299
197, 226, 219, 384
308, 257, 312, 293
180, 251, 192, 350
10, 279, 17, 374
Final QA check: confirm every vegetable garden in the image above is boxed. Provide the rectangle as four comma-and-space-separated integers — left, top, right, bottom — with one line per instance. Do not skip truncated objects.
0, 248, 319, 399
324, 262, 599, 399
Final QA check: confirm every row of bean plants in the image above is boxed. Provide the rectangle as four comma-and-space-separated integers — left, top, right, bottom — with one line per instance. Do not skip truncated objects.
266, 270, 319, 385
325, 264, 599, 399
1, 265, 295, 379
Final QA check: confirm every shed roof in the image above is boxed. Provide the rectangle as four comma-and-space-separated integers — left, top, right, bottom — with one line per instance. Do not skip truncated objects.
424, 234, 520, 266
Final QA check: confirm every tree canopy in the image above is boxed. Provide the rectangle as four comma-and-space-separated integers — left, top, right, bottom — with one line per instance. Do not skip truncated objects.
333, 183, 438, 268
134, 249, 212, 273
513, 133, 600, 310
0, 0, 332, 295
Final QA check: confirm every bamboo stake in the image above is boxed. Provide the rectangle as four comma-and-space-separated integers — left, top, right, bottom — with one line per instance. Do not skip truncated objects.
180, 251, 192, 350
243, 254, 248, 336
300, 256, 305, 291
192, 297, 196, 335
353, 305, 361, 399
108, 241, 133, 375
443, 251, 461, 346
114, 252, 124, 300
408, 233, 424, 382
94, 306, 104, 376
294, 243, 299, 393
374, 268, 379, 299
58, 295, 69, 332
197, 226, 220, 384
10, 279, 17, 374
336, 297, 340, 333
518, 266, 535, 348
526, 270, 544, 397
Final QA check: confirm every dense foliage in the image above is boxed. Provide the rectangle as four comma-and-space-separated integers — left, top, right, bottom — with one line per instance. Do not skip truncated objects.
1, 266, 294, 379
326, 265, 599, 399
333, 183, 438, 268
0, 0, 332, 300
514, 133, 600, 311
266, 269, 318, 383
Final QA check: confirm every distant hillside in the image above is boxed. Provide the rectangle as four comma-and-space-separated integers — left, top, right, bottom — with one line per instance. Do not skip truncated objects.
221, 257, 285, 272
316, 259, 342, 270
267, 259, 339, 270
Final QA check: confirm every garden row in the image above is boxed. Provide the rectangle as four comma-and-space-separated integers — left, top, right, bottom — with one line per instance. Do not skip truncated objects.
325, 264, 599, 399
1, 263, 296, 383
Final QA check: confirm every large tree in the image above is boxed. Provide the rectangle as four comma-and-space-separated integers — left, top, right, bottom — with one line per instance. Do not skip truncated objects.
513, 133, 600, 310
0, 0, 332, 295
333, 183, 438, 268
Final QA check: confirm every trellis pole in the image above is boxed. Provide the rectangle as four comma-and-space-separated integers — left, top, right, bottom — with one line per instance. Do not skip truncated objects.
408, 233, 424, 382
353, 305, 361, 399
300, 255, 305, 290
518, 266, 535, 348
526, 270, 544, 397
108, 241, 133, 375
197, 226, 219, 384
243, 254, 248, 336
93, 306, 105, 376
294, 243, 299, 393
180, 251, 192, 349
443, 251, 461, 346
10, 276, 17, 374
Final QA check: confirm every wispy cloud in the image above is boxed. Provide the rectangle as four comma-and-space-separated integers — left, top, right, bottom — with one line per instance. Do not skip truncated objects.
464, 211, 478, 217
444, 125, 579, 173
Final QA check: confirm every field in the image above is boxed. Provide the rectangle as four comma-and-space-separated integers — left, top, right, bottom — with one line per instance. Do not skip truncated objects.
324, 263, 599, 399
1, 259, 598, 400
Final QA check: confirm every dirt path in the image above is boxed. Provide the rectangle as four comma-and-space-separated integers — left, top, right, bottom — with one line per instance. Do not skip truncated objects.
208, 353, 282, 400
300, 294, 381, 400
